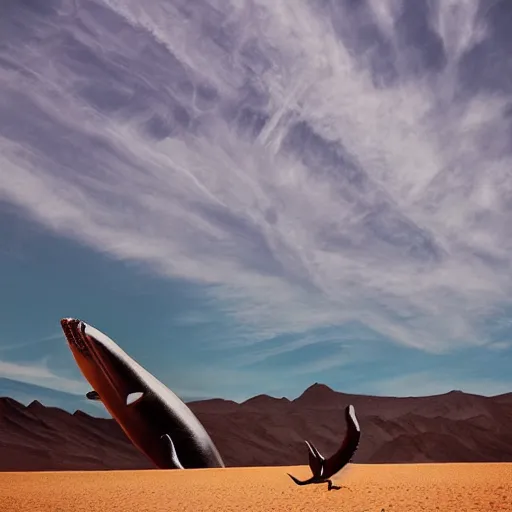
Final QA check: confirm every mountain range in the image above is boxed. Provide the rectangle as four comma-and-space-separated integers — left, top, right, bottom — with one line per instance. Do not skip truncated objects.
1, 381, 512, 471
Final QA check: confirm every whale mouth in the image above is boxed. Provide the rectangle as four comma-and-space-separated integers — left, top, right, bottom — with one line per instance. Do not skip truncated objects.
61, 318, 133, 402
61, 318, 92, 360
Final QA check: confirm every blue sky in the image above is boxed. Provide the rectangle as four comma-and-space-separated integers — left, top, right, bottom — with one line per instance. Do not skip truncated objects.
1, 0, 512, 403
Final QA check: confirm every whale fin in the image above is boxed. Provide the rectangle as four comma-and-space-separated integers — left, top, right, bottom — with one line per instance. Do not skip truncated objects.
86, 391, 101, 401
161, 434, 185, 470
305, 440, 324, 477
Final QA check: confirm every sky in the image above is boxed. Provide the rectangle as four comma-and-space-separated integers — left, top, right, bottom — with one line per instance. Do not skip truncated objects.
0, 0, 512, 404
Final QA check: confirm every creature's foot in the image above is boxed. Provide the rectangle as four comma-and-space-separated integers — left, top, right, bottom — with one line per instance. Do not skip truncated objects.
287, 473, 315, 486
327, 480, 342, 491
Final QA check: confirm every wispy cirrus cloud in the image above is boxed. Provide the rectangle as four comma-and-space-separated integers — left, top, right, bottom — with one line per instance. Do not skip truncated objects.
0, 358, 88, 394
1, 0, 512, 372
0, 333, 63, 353
366, 370, 512, 398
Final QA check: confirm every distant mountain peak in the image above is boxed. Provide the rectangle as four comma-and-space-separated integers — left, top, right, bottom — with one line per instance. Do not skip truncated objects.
1, 381, 512, 471
73, 410, 97, 419
0, 378, 110, 418
0, 396, 25, 412
242, 394, 291, 407
311, 382, 334, 391
304, 382, 336, 393
27, 400, 44, 409
294, 382, 342, 405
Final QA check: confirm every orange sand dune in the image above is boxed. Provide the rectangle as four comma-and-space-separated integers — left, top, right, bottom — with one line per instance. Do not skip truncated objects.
1, 463, 511, 512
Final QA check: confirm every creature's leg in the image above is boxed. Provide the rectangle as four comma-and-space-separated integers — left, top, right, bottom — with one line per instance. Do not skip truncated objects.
327, 480, 342, 491
287, 473, 317, 486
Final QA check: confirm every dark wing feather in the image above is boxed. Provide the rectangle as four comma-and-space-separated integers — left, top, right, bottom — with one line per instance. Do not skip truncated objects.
305, 440, 324, 477
322, 404, 361, 479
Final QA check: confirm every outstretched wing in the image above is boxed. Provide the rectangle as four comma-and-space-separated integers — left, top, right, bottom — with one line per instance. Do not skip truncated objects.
322, 404, 361, 479
305, 440, 325, 477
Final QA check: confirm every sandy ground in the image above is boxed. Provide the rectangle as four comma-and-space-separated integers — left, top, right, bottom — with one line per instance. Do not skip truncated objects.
1, 463, 511, 512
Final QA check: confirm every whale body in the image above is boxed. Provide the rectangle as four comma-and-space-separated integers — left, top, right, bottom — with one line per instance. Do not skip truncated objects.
60, 318, 225, 470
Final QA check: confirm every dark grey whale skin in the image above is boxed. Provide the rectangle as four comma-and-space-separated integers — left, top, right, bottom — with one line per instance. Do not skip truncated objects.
60, 318, 224, 470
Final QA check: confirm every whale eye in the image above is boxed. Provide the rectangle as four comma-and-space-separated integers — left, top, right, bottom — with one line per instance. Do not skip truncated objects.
126, 392, 144, 406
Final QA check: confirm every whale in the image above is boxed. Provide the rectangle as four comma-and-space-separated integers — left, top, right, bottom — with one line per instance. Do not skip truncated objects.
287, 404, 360, 490
60, 318, 225, 470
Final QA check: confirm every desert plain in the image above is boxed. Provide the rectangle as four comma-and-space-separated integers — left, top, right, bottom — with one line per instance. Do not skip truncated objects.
1, 463, 511, 512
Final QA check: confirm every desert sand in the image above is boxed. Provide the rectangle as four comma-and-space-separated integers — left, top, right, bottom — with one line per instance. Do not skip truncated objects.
1, 463, 511, 512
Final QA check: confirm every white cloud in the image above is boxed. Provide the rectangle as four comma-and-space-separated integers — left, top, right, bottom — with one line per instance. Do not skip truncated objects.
487, 341, 512, 352
367, 371, 512, 398
0, 0, 511, 359
0, 333, 63, 352
0, 359, 88, 394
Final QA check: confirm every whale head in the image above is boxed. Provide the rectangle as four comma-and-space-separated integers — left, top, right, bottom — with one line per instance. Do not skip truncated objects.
60, 318, 148, 412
